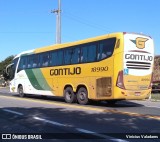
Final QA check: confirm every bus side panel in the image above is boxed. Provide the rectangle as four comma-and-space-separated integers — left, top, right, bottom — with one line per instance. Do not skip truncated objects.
83, 58, 114, 100
113, 34, 124, 100
11, 70, 36, 94
57, 76, 90, 97
113, 52, 124, 99
21, 68, 54, 96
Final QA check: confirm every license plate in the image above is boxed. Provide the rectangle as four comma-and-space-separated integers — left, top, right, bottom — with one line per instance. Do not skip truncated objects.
135, 92, 140, 96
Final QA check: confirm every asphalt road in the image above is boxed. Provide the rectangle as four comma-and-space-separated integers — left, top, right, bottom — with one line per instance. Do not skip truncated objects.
0, 87, 160, 142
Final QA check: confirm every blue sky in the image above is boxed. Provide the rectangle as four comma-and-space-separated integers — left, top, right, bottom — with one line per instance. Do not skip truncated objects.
0, 0, 159, 61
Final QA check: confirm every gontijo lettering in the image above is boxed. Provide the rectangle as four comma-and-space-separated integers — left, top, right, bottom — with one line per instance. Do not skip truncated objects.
50, 67, 81, 76
125, 54, 153, 61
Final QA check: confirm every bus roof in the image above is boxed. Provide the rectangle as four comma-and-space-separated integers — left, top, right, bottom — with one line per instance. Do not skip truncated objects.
13, 32, 152, 59
35, 32, 123, 54
14, 49, 35, 59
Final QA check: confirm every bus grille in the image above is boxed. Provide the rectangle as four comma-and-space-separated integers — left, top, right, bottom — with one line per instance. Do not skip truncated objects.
126, 61, 151, 70
96, 77, 112, 98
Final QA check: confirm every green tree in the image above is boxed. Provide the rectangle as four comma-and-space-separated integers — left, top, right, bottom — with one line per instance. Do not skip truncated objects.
0, 55, 14, 75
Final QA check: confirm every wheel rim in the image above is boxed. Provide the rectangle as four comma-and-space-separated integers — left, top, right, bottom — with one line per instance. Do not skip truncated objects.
79, 92, 86, 101
19, 89, 23, 94
19, 87, 23, 96
66, 91, 72, 101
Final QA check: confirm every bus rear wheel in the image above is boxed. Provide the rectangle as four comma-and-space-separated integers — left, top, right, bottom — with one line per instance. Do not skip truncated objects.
18, 85, 25, 97
64, 87, 76, 103
77, 87, 88, 105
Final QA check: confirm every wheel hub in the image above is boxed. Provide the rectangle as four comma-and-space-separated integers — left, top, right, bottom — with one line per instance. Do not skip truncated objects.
79, 92, 85, 101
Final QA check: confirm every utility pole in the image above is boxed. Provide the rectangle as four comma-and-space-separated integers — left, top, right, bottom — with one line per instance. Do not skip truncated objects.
51, 0, 61, 44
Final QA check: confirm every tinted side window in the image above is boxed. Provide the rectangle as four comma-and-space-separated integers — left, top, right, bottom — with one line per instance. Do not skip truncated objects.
51, 51, 57, 66
88, 44, 97, 62
32, 55, 39, 68
71, 47, 80, 64
51, 50, 63, 66
18, 56, 27, 72
57, 50, 63, 65
27, 55, 34, 68
80, 46, 88, 63
40, 52, 50, 67
64, 48, 72, 65
97, 38, 116, 61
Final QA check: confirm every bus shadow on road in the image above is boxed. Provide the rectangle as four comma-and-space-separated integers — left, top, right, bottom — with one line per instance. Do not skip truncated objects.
0, 106, 160, 136
12, 94, 144, 108
90, 100, 144, 108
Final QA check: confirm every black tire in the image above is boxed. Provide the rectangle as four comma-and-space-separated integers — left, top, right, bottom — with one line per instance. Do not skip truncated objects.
77, 87, 88, 105
18, 85, 25, 97
64, 87, 76, 103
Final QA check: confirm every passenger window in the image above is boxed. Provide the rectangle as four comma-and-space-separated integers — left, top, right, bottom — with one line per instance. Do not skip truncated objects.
51, 51, 57, 66
41, 53, 50, 67
80, 46, 88, 63
71, 47, 80, 64
88, 44, 97, 62
97, 38, 116, 60
57, 50, 63, 65
51, 50, 63, 66
27, 55, 34, 68
32, 55, 38, 68
64, 48, 72, 65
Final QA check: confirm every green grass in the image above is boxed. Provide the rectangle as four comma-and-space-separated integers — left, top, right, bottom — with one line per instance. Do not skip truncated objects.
151, 93, 160, 101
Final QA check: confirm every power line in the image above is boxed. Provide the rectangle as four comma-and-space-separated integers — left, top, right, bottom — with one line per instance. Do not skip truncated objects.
62, 11, 111, 33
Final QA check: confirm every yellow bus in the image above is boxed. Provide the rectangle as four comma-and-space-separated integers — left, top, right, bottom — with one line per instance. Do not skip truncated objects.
6, 32, 154, 105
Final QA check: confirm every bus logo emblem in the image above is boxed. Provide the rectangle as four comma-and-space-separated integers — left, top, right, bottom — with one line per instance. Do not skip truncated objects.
131, 37, 148, 49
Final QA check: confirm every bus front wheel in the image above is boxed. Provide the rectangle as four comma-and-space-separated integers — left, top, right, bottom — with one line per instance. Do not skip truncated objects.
77, 87, 88, 105
18, 85, 25, 97
64, 87, 76, 103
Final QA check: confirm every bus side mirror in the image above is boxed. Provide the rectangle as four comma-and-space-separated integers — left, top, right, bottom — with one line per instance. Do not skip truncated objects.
3, 63, 14, 81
